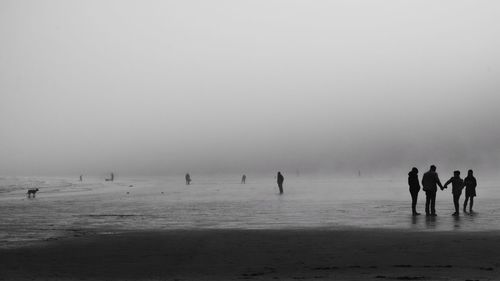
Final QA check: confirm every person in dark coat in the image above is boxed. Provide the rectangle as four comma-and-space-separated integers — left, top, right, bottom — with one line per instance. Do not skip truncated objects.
444, 170, 465, 216
463, 169, 477, 213
185, 173, 191, 185
277, 172, 284, 194
241, 174, 246, 184
421, 165, 444, 216
408, 167, 421, 216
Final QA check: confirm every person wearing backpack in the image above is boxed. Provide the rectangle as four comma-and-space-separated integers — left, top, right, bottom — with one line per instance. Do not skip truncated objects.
421, 165, 444, 216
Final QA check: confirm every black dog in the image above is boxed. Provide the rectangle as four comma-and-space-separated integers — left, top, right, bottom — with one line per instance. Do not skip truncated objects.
27, 188, 39, 198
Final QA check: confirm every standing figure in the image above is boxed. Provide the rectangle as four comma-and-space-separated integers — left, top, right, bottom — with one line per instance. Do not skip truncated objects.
105, 172, 114, 182
241, 174, 246, 184
444, 170, 465, 216
421, 165, 444, 216
277, 172, 284, 194
79, 175, 83, 182
185, 173, 191, 185
463, 169, 477, 213
408, 167, 421, 216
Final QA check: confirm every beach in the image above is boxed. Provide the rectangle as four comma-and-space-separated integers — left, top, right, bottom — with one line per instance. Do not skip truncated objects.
3, 0, 500, 279
2, 176, 500, 280
2, 229, 500, 280
2, 176, 500, 249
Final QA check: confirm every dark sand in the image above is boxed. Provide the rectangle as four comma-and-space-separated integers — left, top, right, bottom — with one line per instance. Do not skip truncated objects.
1, 229, 500, 280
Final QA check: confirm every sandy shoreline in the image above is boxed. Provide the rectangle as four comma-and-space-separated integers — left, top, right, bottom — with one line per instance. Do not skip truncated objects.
1, 228, 500, 280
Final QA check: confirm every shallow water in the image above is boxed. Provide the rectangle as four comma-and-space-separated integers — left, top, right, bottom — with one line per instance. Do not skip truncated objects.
1, 175, 499, 248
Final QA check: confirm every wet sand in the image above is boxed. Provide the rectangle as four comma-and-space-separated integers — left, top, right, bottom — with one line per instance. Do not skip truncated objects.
1, 229, 500, 280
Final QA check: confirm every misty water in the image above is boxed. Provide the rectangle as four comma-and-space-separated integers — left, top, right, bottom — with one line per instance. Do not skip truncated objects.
1, 175, 500, 248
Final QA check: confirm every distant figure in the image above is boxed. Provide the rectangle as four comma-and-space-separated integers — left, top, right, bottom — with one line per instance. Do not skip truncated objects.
105, 173, 114, 182
26, 188, 39, 198
241, 174, 246, 184
421, 165, 443, 216
444, 170, 465, 216
408, 167, 421, 216
79, 175, 83, 182
358, 170, 361, 177
277, 172, 284, 194
463, 169, 477, 213
185, 173, 191, 185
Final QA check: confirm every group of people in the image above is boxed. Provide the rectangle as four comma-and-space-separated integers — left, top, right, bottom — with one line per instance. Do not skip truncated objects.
184, 172, 286, 195
408, 165, 477, 216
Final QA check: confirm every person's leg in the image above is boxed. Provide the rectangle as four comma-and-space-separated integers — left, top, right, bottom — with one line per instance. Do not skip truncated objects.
430, 192, 436, 215
411, 191, 418, 214
453, 194, 459, 214
470, 197, 474, 212
425, 193, 430, 215
278, 183, 283, 194
463, 195, 469, 212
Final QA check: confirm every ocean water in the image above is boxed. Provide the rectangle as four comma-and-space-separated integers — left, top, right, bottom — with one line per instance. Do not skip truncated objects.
1, 175, 499, 248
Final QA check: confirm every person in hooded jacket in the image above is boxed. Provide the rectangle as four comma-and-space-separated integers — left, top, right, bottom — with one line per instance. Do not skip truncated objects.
463, 169, 477, 213
408, 167, 421, 216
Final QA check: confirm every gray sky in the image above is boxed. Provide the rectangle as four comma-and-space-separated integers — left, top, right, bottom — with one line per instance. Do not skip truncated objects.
1, 0, 499, 176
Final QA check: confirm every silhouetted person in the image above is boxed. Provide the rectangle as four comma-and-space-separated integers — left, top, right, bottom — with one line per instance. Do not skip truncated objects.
185, 173, 191, 185
408, 167, 421, 216
79, 175, 83, 182
421, 165, 443, 216
105, 172, 114, 181
444, 170, 464, 216
277, 172, 284, 194
463, 169, 477, 213
241, 174, 246, 184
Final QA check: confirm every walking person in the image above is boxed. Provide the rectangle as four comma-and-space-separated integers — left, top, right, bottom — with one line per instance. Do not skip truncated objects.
463, 169, 477, 213
185, 173, 191, 185
421, 165, 444, 216
277, 172, 284, 194
444, 170, 465, 216
241, 174, 246, 184
408, 167, 421, 216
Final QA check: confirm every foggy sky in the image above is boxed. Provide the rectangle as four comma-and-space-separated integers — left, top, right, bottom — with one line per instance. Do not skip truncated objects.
1, 0, 500, 177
